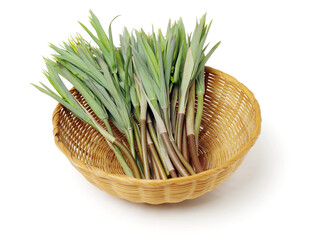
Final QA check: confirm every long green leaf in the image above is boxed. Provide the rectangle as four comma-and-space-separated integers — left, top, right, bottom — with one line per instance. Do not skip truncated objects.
178, 48, 194, 114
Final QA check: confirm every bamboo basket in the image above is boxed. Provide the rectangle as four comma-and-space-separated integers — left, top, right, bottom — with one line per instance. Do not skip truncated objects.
52, 66, 261, 204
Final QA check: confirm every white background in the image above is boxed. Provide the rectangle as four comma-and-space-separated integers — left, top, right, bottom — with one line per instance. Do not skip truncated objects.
1, 0, 319, 239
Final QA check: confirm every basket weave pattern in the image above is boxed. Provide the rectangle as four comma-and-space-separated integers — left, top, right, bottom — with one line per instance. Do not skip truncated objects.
52, 67, 261, 204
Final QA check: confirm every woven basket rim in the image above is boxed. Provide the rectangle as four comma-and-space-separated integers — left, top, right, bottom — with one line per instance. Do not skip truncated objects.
52, 66, 261, 186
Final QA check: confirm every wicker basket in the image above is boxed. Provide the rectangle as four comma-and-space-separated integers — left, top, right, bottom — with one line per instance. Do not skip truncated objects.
52, 66, 261, 204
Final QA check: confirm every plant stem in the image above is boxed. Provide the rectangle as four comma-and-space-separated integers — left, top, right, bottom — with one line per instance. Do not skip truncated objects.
194, 92, 204, 148
132, 122, 145, 178
127, 128, 145, 177
113, 139, 141, 178
133, 121, 142, 159
103, 120, 134, 177
147, 115, 169, 176
147, 131, 167, 180
176, 47, 193, 152
140, 119, 150, 179
170, 139, 196, 175
103, 119, 114, 136
140, 92, 150, 179
157, 130, 176, 178
187, 135, 203, 173
170, 84, 178, 135
176, 113, 185, 150
106, 141, 134, 177
151, 158, 160, 179
182, 123, 189, 163
160, 132, 189, 177
186, 82, 203, 173
147, 115, 160, 155
127, 128, 136, 158
163, 108, 172, 137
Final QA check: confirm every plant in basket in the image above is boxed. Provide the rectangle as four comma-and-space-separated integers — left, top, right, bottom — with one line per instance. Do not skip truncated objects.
32, 11, 261, 204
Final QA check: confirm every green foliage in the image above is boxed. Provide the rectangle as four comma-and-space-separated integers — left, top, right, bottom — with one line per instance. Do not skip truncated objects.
33, 10, 221, 179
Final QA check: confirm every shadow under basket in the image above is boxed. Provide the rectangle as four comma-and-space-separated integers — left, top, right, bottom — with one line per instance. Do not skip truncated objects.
52, 66, 262, 204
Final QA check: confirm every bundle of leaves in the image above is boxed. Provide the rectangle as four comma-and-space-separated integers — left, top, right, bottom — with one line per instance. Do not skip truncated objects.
33, 11, 220, 179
